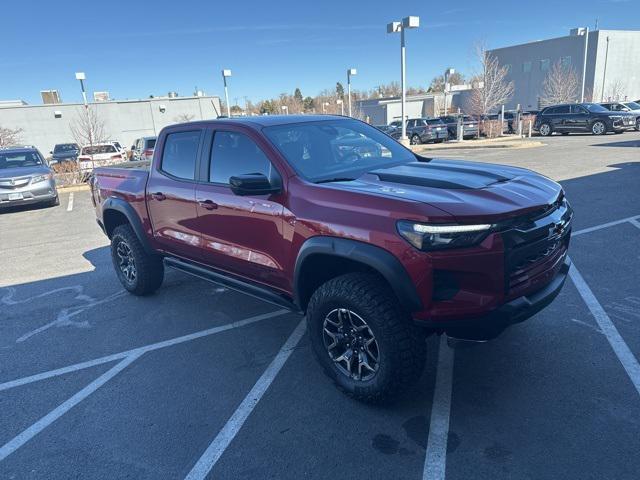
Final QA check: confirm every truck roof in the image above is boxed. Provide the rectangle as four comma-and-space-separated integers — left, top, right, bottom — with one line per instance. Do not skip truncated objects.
172, 114, 347, 130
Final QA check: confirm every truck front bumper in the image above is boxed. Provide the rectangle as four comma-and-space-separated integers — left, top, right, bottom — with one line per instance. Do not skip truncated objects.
416, 257, 571, 340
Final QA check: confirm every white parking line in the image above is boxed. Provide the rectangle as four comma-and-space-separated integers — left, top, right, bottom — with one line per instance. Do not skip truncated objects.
572, 214, 640, 237
0, 353, 142, 463
184, 319, 306, 480
569, 262, 640, 397
423, 335, 455, 480
0, 309, 289, 392
66, 192, 74, 212
629, 218, 640, 230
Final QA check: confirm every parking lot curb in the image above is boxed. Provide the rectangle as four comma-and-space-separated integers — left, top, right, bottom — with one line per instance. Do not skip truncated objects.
412, 139, 543, 152
56, 184, 90, 193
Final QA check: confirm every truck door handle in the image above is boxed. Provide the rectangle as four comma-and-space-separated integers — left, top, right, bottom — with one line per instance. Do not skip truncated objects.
151, 192, 166, 201
198, 199, 218, 210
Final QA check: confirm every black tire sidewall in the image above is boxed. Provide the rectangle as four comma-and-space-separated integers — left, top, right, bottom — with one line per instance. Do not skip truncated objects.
306, 274, 423, 401
540, 123, 552, 136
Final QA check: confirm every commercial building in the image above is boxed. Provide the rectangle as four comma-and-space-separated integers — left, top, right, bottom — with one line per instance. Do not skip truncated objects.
0, 95, 222, 155
357, 86, 476, 125
489, 29, 640, 110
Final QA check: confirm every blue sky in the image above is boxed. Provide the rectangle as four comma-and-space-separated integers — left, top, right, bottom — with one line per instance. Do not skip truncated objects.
2, 0, 638, 106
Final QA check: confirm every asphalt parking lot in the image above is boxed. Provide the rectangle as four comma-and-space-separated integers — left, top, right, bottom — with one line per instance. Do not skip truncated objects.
1, 131, 639, 480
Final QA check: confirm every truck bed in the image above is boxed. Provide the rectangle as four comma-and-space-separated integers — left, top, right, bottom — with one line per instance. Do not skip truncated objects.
91, 161, 151, 207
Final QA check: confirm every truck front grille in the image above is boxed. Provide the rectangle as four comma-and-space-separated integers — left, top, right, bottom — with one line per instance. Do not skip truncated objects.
501, 197, 572, 295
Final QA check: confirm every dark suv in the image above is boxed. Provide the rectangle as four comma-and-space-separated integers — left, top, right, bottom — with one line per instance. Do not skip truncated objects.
406, 118, 449, 144
534, 103, 635, 136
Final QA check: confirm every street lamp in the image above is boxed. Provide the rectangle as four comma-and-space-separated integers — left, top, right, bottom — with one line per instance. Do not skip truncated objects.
336, 98, 344, 115
75, 72, 88, 107
221, 69, 232, 117
387, 16, 420, 144
444, 68, 455, 115
580, 27, 589, 103
322, 102, 329, 114
347, 68, 357, 116
281, 105, 289, 115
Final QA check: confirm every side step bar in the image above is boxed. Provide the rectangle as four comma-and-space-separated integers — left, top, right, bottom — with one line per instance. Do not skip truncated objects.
163, 257, 301, 313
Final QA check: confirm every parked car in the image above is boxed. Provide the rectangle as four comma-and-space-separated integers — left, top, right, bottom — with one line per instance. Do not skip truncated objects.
599, 102, 640, 131
91, 115, 572, 402
374, 125, 399, 137
406, 118, 449, 144
0, 147, 58, 208
78, 142, 127, 174
534, 103, 636, 136
50, 143, 80, 166
439, 115, 479, 139
131, 136, 157, 161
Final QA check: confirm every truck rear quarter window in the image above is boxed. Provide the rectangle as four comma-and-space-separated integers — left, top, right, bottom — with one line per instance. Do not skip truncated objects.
161, 130, 201, 180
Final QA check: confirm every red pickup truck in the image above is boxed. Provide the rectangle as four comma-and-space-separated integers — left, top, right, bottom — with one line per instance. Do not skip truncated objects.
90, 115, 572, 402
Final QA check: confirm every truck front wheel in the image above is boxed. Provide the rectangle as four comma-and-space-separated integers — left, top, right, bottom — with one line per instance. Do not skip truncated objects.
111, 224, 164, 295
307, 272, 426, 403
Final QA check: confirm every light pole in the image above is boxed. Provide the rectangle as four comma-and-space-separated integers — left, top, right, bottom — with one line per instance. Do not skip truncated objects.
347, 68, 357, 116
281, 105, 289, 115
600, 36, 610, 101
387, 16, 420, 144
580, 27, 589, 102
75, 72, 88, 108
336, 99, 344, 115
221, 69, 232, 117
444, 68, 455, 115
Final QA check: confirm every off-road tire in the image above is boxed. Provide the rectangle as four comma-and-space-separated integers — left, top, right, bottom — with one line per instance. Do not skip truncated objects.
307, 272, 426, 403
111, 224, 164, 295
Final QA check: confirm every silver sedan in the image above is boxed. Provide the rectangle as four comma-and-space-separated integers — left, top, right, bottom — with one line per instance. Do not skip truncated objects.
0, 147, 59, 209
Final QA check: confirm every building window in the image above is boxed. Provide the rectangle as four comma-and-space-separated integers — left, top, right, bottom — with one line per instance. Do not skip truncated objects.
522, 61, 532, 73
560, 56, 571, 68
540, 59, 550, 71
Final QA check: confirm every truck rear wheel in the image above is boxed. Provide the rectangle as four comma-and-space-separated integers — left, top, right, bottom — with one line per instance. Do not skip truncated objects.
111, 224, 164, 295
307, 272, 426, 403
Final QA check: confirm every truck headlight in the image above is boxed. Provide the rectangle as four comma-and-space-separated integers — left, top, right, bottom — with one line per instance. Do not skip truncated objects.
397, 221, 493, 251
31, 173, 53, 183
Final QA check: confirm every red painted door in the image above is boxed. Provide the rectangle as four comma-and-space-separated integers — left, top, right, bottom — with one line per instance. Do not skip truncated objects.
195, 127, 288, 291
146, 128, 203, 261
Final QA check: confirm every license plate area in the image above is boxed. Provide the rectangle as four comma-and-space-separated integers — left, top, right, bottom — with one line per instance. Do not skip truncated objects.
8, 193, 23, 201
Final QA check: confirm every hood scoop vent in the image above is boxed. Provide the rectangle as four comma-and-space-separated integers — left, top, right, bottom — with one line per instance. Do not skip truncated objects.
371, 161, 513, 190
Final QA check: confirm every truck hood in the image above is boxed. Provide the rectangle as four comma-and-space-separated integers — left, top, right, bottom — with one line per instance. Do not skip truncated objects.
330, 159, 561, 222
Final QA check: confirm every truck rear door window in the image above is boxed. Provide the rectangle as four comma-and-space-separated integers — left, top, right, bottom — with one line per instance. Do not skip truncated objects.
161, 130, 201, 180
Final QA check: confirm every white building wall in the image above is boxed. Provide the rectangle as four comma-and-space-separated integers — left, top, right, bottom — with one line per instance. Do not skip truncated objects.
0, 96, 221, 155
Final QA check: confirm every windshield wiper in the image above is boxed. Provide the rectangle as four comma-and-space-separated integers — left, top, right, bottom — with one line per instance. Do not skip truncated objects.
314, 177, 356, 184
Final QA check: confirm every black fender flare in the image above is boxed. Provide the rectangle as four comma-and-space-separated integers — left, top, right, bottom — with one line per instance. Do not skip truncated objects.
101, 197, 155, 254
293, 236, 423, 312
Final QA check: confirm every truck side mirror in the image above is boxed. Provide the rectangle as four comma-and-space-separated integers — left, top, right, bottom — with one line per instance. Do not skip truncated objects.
229, 173, 280, 196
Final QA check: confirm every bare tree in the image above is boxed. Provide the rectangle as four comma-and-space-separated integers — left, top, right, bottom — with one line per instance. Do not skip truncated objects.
174, 113, 196, 122
465, 43, 514, 117
69, 106, 109, 177
604, 78, 627, 102
540, 61, 579, 106
0, 126, 24, 147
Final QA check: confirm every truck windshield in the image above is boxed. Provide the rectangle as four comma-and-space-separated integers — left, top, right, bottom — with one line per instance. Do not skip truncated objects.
263, 119, 415, 183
